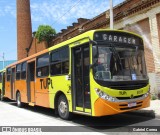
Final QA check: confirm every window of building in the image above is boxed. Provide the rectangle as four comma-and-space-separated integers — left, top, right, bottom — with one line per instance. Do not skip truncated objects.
21, 62, 26, 79
37, 53, 49, 77
16, 64, 21, 80
7, 68, 11, 81
50, 47, 69, 76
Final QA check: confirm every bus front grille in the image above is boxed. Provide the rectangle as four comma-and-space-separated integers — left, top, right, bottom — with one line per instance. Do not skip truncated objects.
119, 101, 143, 110
110, 83, 148, 90
116, 95, 144, 100
120, 105, 142, 110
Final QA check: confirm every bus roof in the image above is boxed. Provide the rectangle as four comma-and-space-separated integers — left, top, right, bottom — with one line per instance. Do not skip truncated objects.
6, 29, 143, 68
0, 68, 6, 72
49, 29, 142, 51
6, 49, 49, 68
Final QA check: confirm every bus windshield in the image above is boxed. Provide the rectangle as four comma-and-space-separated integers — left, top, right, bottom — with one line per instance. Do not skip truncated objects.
93, 45, 148, 81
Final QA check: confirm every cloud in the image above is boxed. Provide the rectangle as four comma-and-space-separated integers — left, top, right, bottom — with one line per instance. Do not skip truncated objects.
31, 0, 124, 25
4, 5, 16, 17
0, 4, 16, 17
30, 0, 125, 32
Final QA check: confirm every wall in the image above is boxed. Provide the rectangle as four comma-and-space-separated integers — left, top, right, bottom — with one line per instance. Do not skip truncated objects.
28, 38, 47, 56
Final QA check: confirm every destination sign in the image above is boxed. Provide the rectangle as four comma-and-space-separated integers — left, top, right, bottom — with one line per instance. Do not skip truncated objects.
94, 31, 143, 45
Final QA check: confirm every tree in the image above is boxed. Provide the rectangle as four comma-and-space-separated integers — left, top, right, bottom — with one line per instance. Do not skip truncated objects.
35, 25, 56, 47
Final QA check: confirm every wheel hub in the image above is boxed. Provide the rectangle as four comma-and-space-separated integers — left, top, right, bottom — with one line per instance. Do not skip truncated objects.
17, 96, 20, 105
59, 101, 67, 114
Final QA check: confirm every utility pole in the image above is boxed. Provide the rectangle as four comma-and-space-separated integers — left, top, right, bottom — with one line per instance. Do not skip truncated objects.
110, 0, 114, 29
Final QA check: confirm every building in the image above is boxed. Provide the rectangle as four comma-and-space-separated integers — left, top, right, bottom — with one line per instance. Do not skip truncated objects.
17, 0, 32, 60
17, 0, 160, 95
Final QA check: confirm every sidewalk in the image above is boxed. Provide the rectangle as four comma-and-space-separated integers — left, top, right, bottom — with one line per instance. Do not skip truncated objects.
131, 99, 160, 119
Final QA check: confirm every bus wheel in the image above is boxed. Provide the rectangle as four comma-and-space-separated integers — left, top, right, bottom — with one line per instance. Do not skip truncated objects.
16, 92, 22, 108
58, 95, 72, 120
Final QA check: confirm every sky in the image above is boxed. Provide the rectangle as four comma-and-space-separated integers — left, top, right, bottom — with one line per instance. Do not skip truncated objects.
0, 0, 125, 61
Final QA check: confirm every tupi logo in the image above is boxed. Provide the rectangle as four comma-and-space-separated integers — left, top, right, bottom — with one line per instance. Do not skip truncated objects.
119, 91, 127, 95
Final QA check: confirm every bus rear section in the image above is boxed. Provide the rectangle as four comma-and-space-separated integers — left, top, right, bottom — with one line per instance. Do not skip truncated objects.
0, 70, 5, 101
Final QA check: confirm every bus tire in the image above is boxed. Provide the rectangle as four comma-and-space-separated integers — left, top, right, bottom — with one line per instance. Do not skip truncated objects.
58, 95, 72, 120
16, 92, 23, 108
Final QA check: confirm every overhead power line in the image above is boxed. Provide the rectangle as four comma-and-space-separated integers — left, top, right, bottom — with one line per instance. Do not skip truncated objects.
51, 0, 82, 27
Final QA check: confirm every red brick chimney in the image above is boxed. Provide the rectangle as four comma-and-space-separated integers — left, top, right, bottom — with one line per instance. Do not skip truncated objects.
17, 0, 32, 60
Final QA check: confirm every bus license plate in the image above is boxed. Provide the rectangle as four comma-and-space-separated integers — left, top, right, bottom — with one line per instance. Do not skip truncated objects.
128, 102, 137, 107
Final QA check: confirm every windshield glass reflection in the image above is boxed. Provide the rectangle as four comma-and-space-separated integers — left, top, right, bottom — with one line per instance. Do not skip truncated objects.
93, 46, 148, 81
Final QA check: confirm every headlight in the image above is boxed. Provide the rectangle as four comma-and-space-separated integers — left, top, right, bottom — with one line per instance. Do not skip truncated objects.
144, 88, 150, 97
144, 92, 149, 97
95, 88, 115, 102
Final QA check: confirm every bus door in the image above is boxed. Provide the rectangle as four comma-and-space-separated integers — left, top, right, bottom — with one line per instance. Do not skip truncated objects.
72, 44, 91, 113
27, 61, 35, 103
11, 68, 15, 99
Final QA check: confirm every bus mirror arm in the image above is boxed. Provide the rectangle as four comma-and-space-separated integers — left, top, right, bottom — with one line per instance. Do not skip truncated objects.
89, 38, 97, 45
90, 62, 98, 69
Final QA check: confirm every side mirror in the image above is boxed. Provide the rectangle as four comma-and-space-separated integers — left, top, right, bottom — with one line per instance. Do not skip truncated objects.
66, 74, 71, 80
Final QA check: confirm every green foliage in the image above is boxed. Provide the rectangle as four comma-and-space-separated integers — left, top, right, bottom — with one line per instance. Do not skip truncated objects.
35, 25, 56, 47
151, 94, 157, 100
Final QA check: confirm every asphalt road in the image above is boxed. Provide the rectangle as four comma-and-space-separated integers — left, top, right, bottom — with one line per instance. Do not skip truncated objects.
0, 99, 160, 134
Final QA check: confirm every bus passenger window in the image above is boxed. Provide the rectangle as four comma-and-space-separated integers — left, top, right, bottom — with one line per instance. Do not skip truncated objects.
21, 62, 26, 79
36, 53, 49, 77
51, 63, 61, 75
50, 51, 61, 75
16, 64, 21, 80
6, 68, 11, 81
61, 47, 69, 74
62, 61, 69, 74
50, 47, 69, 76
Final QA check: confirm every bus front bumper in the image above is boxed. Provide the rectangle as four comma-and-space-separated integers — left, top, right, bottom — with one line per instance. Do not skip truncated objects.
94, 95, 150, 116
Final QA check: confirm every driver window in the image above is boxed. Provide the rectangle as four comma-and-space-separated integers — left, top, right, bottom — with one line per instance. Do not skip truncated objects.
95, 47, 112, 80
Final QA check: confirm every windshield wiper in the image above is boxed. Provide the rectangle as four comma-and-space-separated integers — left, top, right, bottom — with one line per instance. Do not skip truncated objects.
135, 46, 138, 56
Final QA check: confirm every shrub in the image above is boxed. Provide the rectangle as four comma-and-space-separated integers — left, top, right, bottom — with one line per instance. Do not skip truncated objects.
151, 95, 157, 100
35, 25, 56, 47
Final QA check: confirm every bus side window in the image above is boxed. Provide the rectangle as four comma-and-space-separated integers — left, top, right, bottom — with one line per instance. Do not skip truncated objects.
50, 51, 61, 75
16, 64, 21, 80
36, 53, 50, 77
21, 62, 26, 79
6, 68, 11, 81
50, 47, 69, 76
61, 47, 69, 74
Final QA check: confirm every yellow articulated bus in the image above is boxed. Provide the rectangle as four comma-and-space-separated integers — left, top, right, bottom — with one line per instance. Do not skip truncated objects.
2, 29, 150, 119
0, 69, 5, 101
